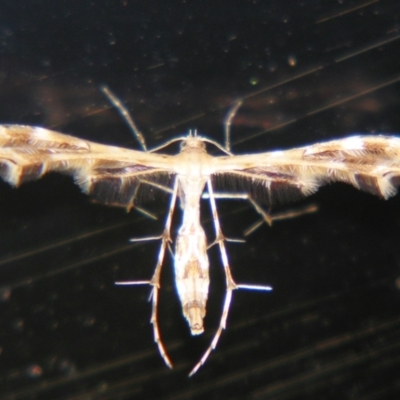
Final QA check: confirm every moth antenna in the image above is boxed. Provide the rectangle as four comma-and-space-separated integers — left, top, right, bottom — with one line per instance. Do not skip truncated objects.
223, 100, 242, 152
100, 85, 148, 152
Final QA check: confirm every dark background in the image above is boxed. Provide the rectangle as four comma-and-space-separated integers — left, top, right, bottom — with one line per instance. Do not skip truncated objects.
0, 1, 400, 399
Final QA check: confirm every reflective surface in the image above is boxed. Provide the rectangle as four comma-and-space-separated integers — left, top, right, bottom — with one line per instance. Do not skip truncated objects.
0, 1, 400, 399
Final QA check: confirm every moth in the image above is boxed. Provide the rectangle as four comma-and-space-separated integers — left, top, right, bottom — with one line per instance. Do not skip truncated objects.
1, 92, 400, 376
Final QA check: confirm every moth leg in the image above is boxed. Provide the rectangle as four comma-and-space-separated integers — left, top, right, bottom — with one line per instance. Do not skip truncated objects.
126, 179, 175, 220
189, 179, 238, 376
124, 180, 158, 220
243, 199, 318, 236
116, 177, 179, 369
138, 179, 174, 195
145, 177, 180, 368
202, 191, 317, 236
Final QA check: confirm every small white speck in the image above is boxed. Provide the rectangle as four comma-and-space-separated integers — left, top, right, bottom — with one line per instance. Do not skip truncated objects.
341, 136, 365, 150
270, 150, 284, 157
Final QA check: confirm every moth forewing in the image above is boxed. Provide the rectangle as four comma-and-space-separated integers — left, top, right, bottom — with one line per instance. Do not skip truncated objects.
213, 135, 400, 202
0, 125, 176, 210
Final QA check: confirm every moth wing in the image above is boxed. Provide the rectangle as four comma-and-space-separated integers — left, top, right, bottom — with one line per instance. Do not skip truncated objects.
0, 125, 175, 209
213, 135, 400, 205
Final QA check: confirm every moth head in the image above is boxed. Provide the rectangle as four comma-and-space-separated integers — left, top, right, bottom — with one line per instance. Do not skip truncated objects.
180, 134, 207, 152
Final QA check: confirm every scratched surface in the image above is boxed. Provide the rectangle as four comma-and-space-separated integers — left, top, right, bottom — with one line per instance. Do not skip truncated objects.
0, 1, 400, 399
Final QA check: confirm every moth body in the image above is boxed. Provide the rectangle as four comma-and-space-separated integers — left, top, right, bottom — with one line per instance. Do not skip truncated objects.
1, 124, 400, 375
174, 137, 211, 334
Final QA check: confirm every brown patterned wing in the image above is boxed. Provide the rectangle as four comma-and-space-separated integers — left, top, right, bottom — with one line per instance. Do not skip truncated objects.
0, 125, 175, 209
214, 135, 400, 205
